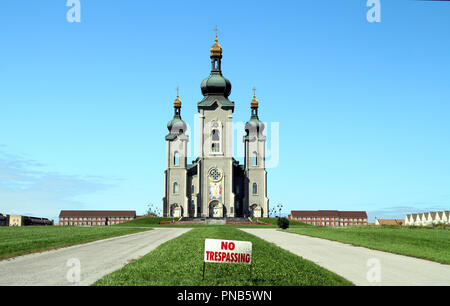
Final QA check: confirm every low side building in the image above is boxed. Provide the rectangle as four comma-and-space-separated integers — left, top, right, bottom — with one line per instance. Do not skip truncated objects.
59, 210, 137, 226
9, 216, 22, 226
375, 219, 403, 226
9, 216, 53, 227
405, 211, 449, 226
289, 210, 368, 227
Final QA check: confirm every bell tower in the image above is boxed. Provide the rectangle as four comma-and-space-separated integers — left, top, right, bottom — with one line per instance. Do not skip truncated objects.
244, 89, 269, 218
197, 31, 236, 218
162, 89, 189, 218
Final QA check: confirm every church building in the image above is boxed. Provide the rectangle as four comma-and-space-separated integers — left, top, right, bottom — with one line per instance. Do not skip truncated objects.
162, 34, 269, 219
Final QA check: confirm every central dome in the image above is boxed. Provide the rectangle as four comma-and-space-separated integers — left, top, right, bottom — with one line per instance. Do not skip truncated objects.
201, 74, 232, 97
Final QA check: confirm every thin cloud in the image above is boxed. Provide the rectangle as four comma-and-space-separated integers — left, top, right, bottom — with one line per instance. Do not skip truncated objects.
367, 204, 449, 221
0, 149, 114, 221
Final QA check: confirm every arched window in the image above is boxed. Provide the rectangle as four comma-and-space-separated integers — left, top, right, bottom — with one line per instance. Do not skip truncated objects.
252, 152, 258, 166
212, 129, 220, 141
173, 182, 179, 194
253, 183, 258, 195
174, 152, 179, 166
211, 125, 221, 153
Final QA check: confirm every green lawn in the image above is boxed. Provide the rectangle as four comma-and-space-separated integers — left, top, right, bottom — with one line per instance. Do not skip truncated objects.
114, 217, 177, 227
0, 226, 150, 260
116, 216, 308, 228
286, 226, 450, 264
255, 218, 307, 227
93, 227, 352, 286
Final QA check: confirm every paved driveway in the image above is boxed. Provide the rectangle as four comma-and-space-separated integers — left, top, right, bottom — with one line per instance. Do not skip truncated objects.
0, 228, 191, 286
241, 228, 450, 286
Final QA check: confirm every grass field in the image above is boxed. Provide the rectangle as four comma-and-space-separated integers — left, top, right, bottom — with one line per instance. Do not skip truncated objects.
116, 216, 308, 228
114, 217, 176, 227
93, 227, 352, 286
0, 226, 150, 260
286, 226, 450, 264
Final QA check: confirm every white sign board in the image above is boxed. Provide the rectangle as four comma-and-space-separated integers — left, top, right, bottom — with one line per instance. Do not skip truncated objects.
204, 239, 252, 265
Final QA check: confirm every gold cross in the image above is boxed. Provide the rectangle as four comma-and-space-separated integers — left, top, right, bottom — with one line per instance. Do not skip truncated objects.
176, 86, 180, 97
214, 26, 218, 37
253, 87, 256, 98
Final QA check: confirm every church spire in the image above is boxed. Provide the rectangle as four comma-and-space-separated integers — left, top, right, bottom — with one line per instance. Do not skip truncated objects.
251, 87, 259, 117
200, 28, 232, 99
166, 87, 187, 139
210, 26, 223, 74
210, 26, 222, 57
245, 87, 265, 136
173, 86, 182, 117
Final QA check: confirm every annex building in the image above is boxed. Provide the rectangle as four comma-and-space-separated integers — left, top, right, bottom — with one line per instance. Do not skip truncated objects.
289, 210, 368, 227
404, 211, 449, 226
59, 210, 136, 226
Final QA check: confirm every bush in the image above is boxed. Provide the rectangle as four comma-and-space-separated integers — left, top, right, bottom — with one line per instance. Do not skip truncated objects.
277, 217, 290, 229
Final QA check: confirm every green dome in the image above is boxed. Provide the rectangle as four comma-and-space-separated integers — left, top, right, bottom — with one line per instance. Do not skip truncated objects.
201, 74, 232, 97
245, 117, 265, 135
167, 116, 187, 134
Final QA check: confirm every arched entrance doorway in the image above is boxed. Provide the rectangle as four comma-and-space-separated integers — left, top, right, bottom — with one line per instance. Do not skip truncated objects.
250, 204, 262, 218
171, 204, 183, 218
209, 201, 223, 218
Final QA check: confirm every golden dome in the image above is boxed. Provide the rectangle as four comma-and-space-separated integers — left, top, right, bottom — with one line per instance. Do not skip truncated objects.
174, 87, 181, 107
251, 88, 259, 108
210, 35, 222, 56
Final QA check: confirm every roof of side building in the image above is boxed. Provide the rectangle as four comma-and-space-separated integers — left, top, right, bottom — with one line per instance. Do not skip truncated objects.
290, 210, 367, 218
59, 210, 136, 218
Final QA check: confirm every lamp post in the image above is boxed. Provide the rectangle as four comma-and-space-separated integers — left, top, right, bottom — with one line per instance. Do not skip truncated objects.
276, 204, 283, 218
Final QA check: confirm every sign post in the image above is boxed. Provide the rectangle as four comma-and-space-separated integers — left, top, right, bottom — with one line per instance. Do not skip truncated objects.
203, 239, 253, 281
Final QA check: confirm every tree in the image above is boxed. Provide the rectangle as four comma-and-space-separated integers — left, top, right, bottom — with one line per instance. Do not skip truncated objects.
277, 217, 289, 229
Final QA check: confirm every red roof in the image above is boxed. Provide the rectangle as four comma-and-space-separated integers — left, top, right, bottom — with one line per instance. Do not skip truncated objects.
290, 210, 367, 219
376, 219, 403, 225
59, 210, 136, 218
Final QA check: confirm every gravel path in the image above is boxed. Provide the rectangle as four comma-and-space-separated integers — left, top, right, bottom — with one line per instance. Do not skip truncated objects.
0, 228, 191, 286
241, 228, 450, 286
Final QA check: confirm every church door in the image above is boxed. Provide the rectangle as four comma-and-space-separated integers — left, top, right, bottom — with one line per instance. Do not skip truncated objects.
251, 205, 262, 218
174, 207, 181, 218
209, 201, 223, 218
172, 205, 182, 218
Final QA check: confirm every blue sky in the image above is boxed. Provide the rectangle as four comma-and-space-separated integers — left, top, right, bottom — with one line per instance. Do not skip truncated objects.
0, 0, 449, 222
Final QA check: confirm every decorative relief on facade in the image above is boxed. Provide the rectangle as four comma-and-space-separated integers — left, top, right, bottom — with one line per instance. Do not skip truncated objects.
208, 182, 223, 203
208, 167, 223, 202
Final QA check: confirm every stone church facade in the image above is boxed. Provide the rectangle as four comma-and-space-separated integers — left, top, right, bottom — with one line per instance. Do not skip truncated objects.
162, 35, 269, 219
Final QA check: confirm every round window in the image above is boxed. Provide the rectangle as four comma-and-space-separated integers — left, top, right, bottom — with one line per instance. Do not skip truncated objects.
209, 168, 223, 182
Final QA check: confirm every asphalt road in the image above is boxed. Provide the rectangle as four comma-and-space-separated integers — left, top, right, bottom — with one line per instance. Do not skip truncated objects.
241, 228, 450, 286
0, 227, 191, 286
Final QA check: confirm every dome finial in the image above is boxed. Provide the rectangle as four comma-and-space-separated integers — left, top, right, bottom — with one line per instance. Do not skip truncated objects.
251, 87, 259, 108
210, 26, 222, 56
174, 86, 181, 108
